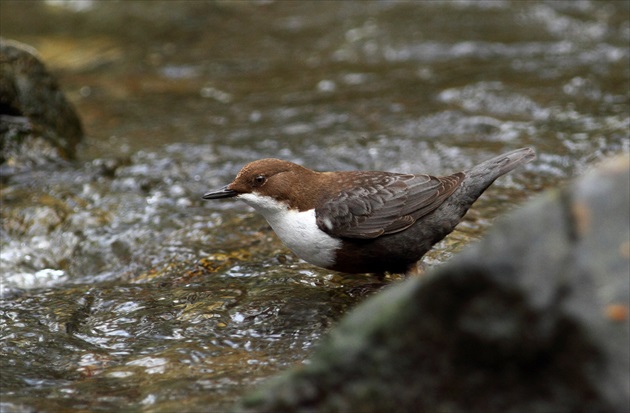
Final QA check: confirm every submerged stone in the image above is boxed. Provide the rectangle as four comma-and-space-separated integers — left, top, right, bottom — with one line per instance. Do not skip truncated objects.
0, 38, 83, 169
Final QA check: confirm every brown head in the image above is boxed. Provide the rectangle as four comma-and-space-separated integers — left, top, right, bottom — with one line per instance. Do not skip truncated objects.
202, 158, 325, 210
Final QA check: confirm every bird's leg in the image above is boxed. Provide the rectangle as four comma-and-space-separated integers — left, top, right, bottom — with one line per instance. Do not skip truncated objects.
405, 261, 427, 277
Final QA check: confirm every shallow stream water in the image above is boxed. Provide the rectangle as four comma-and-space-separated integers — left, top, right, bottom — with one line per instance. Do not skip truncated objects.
1, 1, 628, 411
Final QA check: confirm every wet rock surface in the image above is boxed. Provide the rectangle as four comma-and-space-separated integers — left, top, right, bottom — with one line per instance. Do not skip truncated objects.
237, 155, 630, 413
0, 38, 83, 169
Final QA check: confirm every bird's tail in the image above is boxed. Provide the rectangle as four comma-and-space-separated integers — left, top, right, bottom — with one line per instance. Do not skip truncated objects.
417, 147, 535, 258
465, 147, 536, 182
447, 147, 536, 212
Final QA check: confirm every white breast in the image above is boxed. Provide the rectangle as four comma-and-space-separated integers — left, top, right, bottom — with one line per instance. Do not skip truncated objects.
238, 193, 341, 268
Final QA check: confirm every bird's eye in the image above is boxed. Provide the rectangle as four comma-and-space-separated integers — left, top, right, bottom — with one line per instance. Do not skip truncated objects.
253, 175, 266, 185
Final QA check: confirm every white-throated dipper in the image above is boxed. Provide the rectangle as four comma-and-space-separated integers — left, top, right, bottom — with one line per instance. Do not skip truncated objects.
203, 148, 535, 275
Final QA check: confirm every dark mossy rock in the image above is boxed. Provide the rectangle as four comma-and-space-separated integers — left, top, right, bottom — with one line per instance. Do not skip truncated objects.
236, 154, 630, 413
1, 38, 83, 169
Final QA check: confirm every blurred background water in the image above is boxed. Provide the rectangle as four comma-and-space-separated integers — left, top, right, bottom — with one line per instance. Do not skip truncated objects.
1, 1, 628, 411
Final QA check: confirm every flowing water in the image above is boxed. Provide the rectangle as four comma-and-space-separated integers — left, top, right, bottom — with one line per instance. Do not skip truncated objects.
1, 1, 628, 411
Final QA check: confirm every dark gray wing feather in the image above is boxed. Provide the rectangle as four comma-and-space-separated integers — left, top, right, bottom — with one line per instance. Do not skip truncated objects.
316, 172, 463, 239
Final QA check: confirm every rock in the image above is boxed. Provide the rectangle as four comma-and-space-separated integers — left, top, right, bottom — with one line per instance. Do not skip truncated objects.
0, 38, 83, 169
236, 154, 630, 413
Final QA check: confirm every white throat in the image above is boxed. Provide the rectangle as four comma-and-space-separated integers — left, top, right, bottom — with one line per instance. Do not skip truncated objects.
238, 193, 340, 268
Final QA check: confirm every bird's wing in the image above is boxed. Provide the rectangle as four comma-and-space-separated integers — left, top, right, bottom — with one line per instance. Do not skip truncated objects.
315, 172, 463, 239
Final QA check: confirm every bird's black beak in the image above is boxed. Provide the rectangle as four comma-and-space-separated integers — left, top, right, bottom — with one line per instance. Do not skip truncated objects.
202, 185, 238, 200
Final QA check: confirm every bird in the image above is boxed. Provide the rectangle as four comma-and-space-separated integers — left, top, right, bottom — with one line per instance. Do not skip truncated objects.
202, 148, 535, 275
